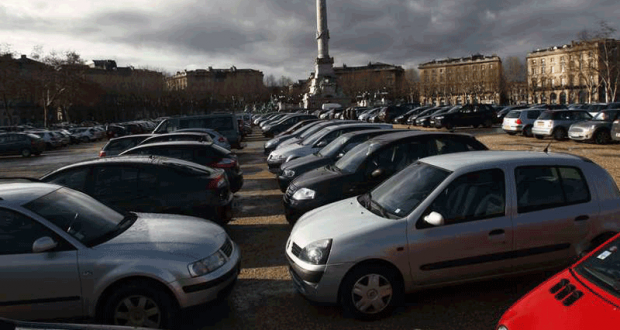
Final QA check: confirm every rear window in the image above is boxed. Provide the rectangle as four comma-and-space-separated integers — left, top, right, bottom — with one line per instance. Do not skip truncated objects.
538, 111, 554, 120
505, 111, 521, 119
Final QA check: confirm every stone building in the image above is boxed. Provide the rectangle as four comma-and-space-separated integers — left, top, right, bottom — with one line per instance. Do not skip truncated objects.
166, 67, 265, 103
0, 54, 49, 125
527, 39, 620, 104
419, 54, 503, 105
334, 62, 405, 104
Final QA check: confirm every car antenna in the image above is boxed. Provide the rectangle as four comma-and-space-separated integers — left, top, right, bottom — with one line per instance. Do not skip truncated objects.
543, 141, 552, 154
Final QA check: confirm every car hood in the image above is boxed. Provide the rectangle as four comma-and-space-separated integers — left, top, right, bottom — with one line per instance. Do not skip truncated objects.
290, 197, 390, 248
500, 269, 620, 329
95, 213, 226, 260
270, 142, 304, 157
281, 154, 333, 173
291, 165, 351, 190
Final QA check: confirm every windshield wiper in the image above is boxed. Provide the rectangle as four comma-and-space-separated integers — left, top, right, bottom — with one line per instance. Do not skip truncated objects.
582, 265, 620, 292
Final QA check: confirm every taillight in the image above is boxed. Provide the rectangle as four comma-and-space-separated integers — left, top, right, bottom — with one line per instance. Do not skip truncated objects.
218, 137, 227, 142
99, 150, 106, 157
207, 174, 226, 189
515, 119, 522, 125
209, 158, 237, 168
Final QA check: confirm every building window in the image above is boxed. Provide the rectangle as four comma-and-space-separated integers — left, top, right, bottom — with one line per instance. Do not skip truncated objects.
541, 67, 545, 74
561, 64, 565, 73
551, 66, 554, 73
532, 59, 536, 65
561, 56, 565, 63
550, 57, 554, 63
541, 58, 545, 65
561, 77, 566, 85
551, 78, 555, 86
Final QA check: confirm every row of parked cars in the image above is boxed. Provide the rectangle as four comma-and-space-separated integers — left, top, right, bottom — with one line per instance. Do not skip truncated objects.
0, 126, 109, 157
501, 102, 620, 144
257, 117, 620, 324
0, 113, 251, 328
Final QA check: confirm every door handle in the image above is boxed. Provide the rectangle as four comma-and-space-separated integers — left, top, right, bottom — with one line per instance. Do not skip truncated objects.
575, 215, 589, 221
489, 229, 505, 236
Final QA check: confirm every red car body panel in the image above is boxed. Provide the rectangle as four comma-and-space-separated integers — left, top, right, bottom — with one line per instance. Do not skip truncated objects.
498, 235, 620, 329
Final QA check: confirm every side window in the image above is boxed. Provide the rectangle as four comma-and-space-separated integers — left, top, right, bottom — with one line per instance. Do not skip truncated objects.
0, 208, 72, 255
319, 131, 340, 145
527, 111, 541, 119
92, 166, 139, 196
167, 148, 194, 161
434, 137, 474, 154
426, 169, 505, 226
139, 166, 160, 192
46, 168, 89, 191
516, 166, 589, 213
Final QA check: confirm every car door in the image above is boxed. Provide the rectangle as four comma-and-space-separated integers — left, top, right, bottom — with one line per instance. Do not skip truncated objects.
407, 168, 513, 285
511, 165, 595, 270
89, 165, 141, 212
0, 208, 82, 320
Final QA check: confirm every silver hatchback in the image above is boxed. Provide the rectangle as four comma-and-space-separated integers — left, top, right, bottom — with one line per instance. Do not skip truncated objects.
501, 109, 543, 137
0, 183, 240, 328
532, 110, 592, 140
286, 151, 620, 319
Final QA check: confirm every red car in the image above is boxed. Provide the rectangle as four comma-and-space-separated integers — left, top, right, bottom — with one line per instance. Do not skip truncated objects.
497, 232, 620, 330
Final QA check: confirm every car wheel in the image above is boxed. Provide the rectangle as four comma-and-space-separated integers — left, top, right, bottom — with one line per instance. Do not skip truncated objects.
483, 119, 493, 128
535, 135, 545, 140
594, 129, 611, 145
102, 282, 176, 329
21, 148, 32, 157
81, 137, 89, 143
506, 132, 517, 136
472, 124, 480, 128
553, 128, 567, 141
523, 125, 533, 137
340, 264, 403, 320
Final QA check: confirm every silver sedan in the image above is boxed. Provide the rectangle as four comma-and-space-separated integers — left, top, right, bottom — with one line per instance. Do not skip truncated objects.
0, 183, 240, 328
286, 151, 620, 319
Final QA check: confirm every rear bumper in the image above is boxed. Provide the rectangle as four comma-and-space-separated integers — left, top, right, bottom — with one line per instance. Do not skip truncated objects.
532, 127, 553, 136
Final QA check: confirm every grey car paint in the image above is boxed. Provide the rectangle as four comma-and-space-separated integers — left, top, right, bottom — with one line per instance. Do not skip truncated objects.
286, 151, 620, 317
0, 183, 240, 326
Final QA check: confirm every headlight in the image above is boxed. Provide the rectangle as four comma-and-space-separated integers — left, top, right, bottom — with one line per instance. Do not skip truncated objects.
188, 251, 227, 277
292, 187, 315, 200
497, 326, 508, 330
265, 140, 275, 147
283, 169, 295, 177
590, 125, 597, 131
435, 116, 444, 119
270, 153, 285, 160
299, 239, 332, 265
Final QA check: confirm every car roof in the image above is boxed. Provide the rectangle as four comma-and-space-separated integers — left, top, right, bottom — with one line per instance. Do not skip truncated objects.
109, 134, 153, 142
320, 123, 391, 132
420, 150, 590, 172
0, 183, 61, 206
127, 140, 214, 148
368, 130, 476, 144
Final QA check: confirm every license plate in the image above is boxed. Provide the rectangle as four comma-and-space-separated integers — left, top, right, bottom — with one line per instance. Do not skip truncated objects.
503, 125, 511, 130
536, 122, 544, 127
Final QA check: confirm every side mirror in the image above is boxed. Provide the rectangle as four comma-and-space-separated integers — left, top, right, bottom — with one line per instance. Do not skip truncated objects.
32, 236, 58, 253
371, 168, 384, 178
423, 211, 444, 226
316, 141, 327, 148
336, 152, 344, 159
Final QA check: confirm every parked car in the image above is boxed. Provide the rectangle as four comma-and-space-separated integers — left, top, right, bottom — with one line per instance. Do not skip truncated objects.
497, 231, 620, 330
0, 133, 45, 157
262, 114, 317, 137
263, 120, 326, 155
277, 129, 409, 192
40, 155, 234, 224
407, 106, 442, 125
69, 128, 97, 143
139, 132, 213, 146
432, 104, 496, 129
28, 131, 62, 149
495, 105, 530, 124
283, 131, 488, 223
105, 124, 128, 139
286, 150, 620, 319
274, 120, 359, 150
267, 123, 392, 173
416, 106, 452, 127
120, 141, 243, 193
358, 108, 381, 122
377, 105, 409, 123
260, 113, 291, 130
502, 108, 544, 137
0, 182, 240, 328
98, 134, 153, 157
276, 119, 320, 137
52, 131, 70, 147
393, 106, 432, 124
175, 128, 231, 150
569, 109, 620, 144
532, 110, 593, 140
153, 114, 243, 149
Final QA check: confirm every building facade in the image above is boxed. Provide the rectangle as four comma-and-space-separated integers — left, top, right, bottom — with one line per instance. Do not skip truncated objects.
419, 54, 503, 105
334, 62, 405, 105
527, 39, 620, 104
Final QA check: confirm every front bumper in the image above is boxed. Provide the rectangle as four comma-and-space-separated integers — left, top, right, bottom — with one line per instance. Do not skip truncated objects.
568, 129, 593, 141
171, 243, 241, 308
282, 195, 325, 223
277, 175, 293, 192
267, 159, 285, 174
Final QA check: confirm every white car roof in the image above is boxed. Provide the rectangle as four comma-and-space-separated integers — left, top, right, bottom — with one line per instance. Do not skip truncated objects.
421, 150, 590, 172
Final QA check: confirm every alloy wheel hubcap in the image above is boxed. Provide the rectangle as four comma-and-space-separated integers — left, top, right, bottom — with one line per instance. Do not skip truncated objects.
351, 274, 393, 314
114, 295, 161, 328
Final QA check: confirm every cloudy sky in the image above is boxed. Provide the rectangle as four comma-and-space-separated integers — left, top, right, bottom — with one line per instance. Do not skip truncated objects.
1, 0, 619, 81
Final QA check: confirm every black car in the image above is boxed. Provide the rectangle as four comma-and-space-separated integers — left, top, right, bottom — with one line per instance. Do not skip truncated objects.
393, 106, 432, 124
99, 134, 152, 157
265, 120, 358, 156
39, 156, 234, 224
377, 105, 409, 123
416, 106, 453, 127
0, 133, 45, 157
120, 141, 243, 193
407, 106, 444, 125
262, 114, 317, 137
276, 129, 409, 192
105, 124, 128, 139
282, 131, 488, 224
432, 104, 496, 129
139, 132, 213, 145
277, 119, 320, 137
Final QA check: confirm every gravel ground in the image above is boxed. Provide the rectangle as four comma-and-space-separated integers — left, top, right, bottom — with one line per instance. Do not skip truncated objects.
2, 127, 619, 330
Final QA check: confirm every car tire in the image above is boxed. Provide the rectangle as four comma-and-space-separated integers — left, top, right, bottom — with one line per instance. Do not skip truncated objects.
594, 129, 611, 145
472, 124, 480, 128
553, 128, 567, 141
101, 281, 177, 329
523, 125, 533, 137
535, 135, 545, 140
506, 132, 517, 136
483, 119, 493, 128
340, 264, 403, 320
34, 151, 42, 156
82, 137, 89, 143
21, 148, 32, 157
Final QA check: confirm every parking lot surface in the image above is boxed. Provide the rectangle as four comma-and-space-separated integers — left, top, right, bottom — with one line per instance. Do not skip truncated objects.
2, 128, 620, 329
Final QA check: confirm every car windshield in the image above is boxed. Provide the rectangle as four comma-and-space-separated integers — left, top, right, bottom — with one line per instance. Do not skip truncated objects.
576, 235, 620, 295
505, 111, 521, 119
538, 111, 554, 120
301, 127, 331, 145
24, 187, 130, 247
361, 162, 451, 218
299, 124, 330, 139
335, 141, 383, 173
592, 111, 614, 121
318, 135, 350, 157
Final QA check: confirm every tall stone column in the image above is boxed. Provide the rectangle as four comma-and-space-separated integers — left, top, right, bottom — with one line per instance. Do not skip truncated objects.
315, 0, 334, 77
